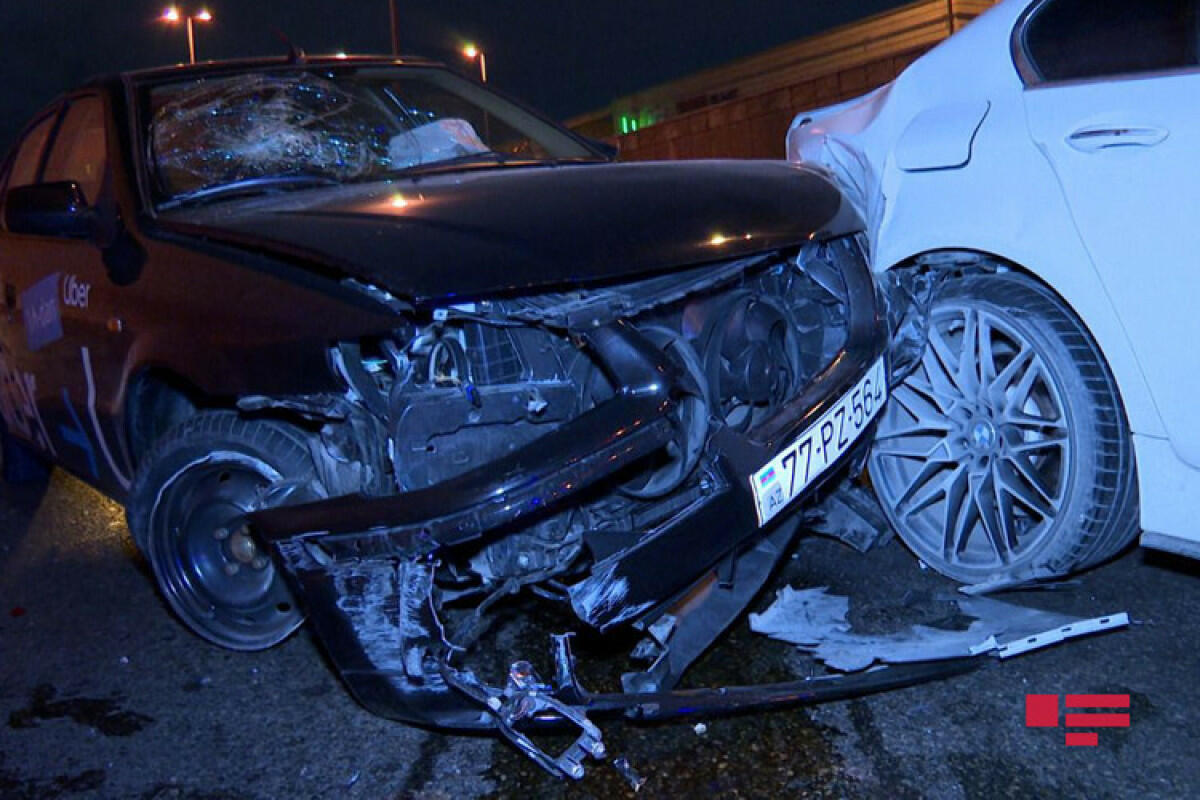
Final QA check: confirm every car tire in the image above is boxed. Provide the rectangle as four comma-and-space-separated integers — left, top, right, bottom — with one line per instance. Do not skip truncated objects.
126, 411, 324, 650
868, 270, 1138, 584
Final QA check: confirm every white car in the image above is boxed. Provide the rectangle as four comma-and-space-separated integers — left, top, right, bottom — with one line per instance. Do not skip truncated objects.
788, 0, 1200, 585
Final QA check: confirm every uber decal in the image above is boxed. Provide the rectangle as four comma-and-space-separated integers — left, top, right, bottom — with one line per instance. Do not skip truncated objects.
21, 273, 63, 351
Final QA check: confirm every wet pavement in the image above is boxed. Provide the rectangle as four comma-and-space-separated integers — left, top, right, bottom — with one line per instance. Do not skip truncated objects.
2, 470, 1198, 799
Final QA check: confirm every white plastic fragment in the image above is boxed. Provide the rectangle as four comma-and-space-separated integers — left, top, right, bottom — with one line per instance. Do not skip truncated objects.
751, 585, 1129, 671
968, 636, 999, 656
994, 613, 1130, 658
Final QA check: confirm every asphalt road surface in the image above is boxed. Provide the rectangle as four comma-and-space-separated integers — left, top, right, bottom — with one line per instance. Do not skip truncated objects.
2, 469, 1198, 799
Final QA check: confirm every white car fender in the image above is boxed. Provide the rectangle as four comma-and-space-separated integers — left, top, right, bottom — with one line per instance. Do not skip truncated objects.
873, 93, 1167, 443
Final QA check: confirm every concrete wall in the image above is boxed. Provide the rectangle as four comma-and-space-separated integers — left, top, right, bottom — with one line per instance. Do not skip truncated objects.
615, 48, 927, 160
569, 0, 998, 160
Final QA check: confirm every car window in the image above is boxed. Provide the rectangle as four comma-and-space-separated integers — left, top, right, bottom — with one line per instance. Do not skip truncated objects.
385, 76, 551, 161
143, 66, 598, 204
1022, 0, 1199, 83
8, 113, 58, 189
43, 95, 107, 204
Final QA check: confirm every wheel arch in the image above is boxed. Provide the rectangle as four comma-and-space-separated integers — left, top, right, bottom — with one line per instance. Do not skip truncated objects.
876, 242, 1164, 445
877, 243, 1159, 544
123, 367, 205, 468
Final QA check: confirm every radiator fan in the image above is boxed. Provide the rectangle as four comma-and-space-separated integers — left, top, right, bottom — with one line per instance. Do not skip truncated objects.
701, 292, 801, 432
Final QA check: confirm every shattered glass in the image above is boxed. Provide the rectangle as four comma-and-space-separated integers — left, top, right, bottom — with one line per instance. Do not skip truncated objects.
145, 67, 594, 203
150, 73, 398, 197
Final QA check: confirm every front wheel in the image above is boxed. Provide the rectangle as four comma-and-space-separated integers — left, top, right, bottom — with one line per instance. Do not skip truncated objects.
868, 270, 1138, 584
127, 412, 324, 650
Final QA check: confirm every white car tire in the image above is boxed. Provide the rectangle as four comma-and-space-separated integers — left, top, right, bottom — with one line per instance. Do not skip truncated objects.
868, 270, 1139, 584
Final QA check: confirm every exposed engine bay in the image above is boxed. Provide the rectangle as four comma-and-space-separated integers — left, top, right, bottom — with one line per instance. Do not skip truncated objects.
245, 235, 906, 778
374, 245, 850, 587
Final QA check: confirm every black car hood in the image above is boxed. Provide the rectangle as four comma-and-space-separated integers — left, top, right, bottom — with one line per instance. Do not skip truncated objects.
159, 160, 853, 304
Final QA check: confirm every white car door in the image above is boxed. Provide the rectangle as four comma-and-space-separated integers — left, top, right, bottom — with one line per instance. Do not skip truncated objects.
1019, 0, 1200, 466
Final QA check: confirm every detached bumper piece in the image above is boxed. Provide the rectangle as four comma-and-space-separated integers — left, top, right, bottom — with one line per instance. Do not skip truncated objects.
438, 632, 983, 780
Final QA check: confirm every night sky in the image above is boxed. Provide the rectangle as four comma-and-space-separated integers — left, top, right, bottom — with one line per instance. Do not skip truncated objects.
0, 0, 909, 150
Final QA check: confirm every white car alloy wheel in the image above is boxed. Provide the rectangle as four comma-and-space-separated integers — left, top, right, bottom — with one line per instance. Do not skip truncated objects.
868, 271, 1138, 584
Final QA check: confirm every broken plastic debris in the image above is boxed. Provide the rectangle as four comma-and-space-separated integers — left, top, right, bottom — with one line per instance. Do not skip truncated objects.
993, 614, 1129, 658
958, 566, 1074, 596
693, 722, 708, 736
750, 586, 1128, 671
612, 756, 647, 792
803, 482, 892, 553
183, 675, 214, 691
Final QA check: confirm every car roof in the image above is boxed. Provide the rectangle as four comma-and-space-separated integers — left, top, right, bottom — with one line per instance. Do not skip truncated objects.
85, 54, 446, 89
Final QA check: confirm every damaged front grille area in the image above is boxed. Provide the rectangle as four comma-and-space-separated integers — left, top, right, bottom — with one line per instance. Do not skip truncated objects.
251, 236, 890, 778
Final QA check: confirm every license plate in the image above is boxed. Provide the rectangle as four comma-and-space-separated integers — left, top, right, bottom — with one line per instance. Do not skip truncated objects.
751, 357, 887, 526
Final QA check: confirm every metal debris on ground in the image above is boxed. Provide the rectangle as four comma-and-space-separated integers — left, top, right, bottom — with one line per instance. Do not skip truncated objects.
750, 585, 1129, 671
612, 756, 647, 792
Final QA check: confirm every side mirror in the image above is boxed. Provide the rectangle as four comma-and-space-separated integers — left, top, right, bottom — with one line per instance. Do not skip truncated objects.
5, 181, 94, 238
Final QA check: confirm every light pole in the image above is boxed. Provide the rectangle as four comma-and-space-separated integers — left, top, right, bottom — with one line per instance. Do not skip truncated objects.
462, 44, 487, 83
389, 0, 400, 55
161, 7, 214, 65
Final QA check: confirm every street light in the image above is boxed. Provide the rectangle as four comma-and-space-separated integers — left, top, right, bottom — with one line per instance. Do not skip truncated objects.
161, 6, 214, 65
461, 44, 487, 82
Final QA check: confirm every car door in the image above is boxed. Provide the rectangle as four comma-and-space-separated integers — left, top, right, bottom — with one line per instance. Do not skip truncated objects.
1018, 0, 1200, 466
0, 93, 134, 493
0, 107, 63, 460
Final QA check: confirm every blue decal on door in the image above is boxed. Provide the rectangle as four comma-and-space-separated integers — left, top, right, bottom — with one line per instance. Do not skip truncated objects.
21, 273, 63, 351
58, 387, 98, 479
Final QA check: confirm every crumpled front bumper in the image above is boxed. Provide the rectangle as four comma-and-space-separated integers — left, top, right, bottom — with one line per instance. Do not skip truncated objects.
250, 245, 888, 729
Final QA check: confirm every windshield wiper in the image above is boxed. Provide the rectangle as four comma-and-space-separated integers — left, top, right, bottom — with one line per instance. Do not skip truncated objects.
387, 150, 516, 177
160, 175, 342, 209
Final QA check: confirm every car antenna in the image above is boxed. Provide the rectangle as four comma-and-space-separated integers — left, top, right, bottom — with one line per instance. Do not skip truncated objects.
273, 29, 307, 64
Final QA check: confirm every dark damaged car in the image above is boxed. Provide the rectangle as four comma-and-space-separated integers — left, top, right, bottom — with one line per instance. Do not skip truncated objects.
0, 57, 896, 775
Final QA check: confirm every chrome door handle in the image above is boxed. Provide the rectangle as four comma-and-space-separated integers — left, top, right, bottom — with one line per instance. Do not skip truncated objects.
1068, 126, 1168, 152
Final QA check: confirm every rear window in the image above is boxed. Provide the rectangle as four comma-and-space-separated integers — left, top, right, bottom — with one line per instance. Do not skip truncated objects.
1022, 0, 1200, 83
